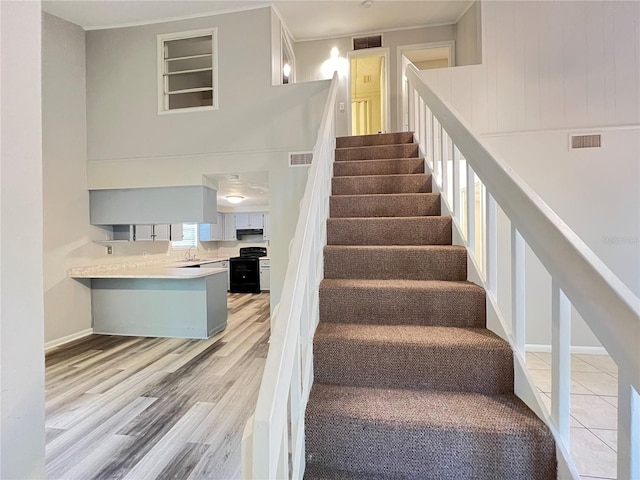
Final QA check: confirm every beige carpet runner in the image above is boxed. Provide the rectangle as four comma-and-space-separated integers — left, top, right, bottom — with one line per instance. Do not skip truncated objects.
304, 132, 557, 479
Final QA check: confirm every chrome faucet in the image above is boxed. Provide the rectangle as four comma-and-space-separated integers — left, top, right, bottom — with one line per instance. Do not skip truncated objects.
185, 247, 196, 261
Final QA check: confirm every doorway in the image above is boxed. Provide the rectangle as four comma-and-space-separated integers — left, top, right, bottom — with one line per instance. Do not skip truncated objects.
348, 48, 389, 135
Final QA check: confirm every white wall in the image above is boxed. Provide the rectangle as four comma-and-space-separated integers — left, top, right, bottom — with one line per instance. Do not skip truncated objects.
0, 1, 46, 477
42, 13, 104, 345
420, 0, 640, 348
294, 25, 456, 135
455, 1, 481, 66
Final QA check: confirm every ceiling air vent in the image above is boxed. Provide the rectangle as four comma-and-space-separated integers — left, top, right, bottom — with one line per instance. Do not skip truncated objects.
353, 35, 382, 50
570, 134, 602, 149
289, 152, 313, 167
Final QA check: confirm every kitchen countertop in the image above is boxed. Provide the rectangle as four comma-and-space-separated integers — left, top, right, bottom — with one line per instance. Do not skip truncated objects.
68, 259, 228, 280
68, 255, 269, 280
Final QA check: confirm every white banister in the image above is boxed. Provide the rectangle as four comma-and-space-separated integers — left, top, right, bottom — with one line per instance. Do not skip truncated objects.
511, 226, 526, 355
243, 72, 338, 479
405, 62, 640, 478
551, 282, 571, 443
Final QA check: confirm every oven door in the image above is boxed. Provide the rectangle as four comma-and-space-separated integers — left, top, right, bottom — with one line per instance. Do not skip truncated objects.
229, 257, 260, 293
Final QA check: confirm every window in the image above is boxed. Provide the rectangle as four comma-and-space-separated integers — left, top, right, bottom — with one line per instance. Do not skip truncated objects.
158, 28, 218, 113
171, 223, 198, 249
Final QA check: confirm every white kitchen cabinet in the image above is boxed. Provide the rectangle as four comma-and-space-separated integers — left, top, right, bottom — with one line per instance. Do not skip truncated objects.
199, 214, 224, 242
235, 213, 264, 229
223, 213, 237, 241
170, 223, 183, 241
133, 224, 170, 241
263, 213, 271, 241
260, 258, 270, 291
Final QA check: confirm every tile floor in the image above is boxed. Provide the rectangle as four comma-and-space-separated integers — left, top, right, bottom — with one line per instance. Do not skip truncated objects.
526, 352, 619, 480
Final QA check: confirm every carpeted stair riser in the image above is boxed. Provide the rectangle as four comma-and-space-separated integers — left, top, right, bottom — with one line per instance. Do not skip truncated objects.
330, 193, 441, 218
304, 465, 397, 480
305, 385, 557, 480
313, 324, 513, 394
327, 216, 452, 246
319, 279, 486, 327
332, 174, 431, 195
336, 132, 414, 148
333, 158, 425, 177
335, 143, 419, 161
324, 245, 467, 281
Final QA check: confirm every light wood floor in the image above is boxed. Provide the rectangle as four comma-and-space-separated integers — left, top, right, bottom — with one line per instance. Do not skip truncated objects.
45, 293, 270, 480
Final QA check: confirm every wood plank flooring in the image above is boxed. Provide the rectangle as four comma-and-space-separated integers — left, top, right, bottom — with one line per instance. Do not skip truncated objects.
45, 293, 270, 480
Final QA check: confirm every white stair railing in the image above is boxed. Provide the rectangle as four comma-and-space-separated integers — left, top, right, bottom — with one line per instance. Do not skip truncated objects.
405, 63, 639, 479
242, 72, 338, 480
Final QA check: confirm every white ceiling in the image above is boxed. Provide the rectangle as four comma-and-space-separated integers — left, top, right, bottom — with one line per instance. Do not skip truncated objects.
42, 1, 473, 41
205, 172, 270, 209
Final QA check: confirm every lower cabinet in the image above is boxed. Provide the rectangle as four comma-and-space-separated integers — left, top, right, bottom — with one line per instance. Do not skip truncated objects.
201, 260, 230, 291
259, 259, 270, 291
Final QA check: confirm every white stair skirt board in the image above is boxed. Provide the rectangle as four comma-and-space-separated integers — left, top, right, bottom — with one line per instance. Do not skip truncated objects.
526, 344, 608, 355
45, 328, 93, 351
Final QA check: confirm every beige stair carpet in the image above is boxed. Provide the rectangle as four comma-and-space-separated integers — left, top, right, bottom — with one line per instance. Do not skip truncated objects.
304, 132, 557, 479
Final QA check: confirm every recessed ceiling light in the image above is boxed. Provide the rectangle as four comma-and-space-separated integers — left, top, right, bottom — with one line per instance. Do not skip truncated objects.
225, 195, 244, 204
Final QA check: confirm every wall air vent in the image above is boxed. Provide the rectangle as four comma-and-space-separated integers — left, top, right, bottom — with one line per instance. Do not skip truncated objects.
570, 134, 602, 149
289, 152, 313, 167
353, 35, 383, 50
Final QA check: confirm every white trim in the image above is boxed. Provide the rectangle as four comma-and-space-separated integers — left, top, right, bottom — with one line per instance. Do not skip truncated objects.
526, 344, 609, 356
478, 124, 640, 138
397, 40, 455, 131
295, 21, 457, 44
347, 47, 391, 135
82, 4, 271, 31
157, 28, 218, 114
45, 329, 93, 351
454, 0, 477, 24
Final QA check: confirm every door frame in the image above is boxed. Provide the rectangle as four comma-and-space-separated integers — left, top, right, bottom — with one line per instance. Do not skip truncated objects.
347, 47, 391, 136
396, 40, 455, 131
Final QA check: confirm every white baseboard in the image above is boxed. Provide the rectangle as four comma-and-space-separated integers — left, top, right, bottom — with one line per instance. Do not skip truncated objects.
45, 328, 93, 351
526, 344, 608, 355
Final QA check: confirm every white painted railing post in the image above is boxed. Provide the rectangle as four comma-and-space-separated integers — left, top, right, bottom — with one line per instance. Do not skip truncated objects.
452, 147, 460, 222
466, 164, 476, 253
511, 226, 525, 354
618, 374, 640, 479
551, 282, 571, 443
485, 191, 497, 294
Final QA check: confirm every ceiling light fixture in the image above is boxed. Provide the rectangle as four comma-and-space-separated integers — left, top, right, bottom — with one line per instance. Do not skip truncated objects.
361, 0, 373, 7
283, 63, 291, 78
225, 195, 244, 204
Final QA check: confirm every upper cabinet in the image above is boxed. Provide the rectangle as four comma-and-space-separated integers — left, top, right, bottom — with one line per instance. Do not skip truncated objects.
199, 213, 224, 241
223, 213, 237, 241
235, 213, 264, 230
89, 186, 217, 225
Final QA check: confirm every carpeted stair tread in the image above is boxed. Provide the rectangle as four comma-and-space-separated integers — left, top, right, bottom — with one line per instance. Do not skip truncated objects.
305, 384, 557, 480
319, 278, 485, 327
332, 173, 431, 195
330, 193, 441, 218
335, 143, 419, 161
313, 323, 513, 393
324, 245, 467, 281
327, 216, 452, 246
333, 157, 424, 177
336, 132, 414, 148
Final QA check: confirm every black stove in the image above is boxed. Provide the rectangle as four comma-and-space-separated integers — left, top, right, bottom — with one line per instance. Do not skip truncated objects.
229, 247, 267, 293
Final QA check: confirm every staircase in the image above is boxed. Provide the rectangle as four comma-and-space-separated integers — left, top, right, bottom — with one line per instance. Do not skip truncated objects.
304, 132, 557, 479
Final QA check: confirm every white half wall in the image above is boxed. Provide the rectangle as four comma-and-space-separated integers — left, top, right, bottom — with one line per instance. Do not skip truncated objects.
418, 0, 640, 348
0, 1, 46, 477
